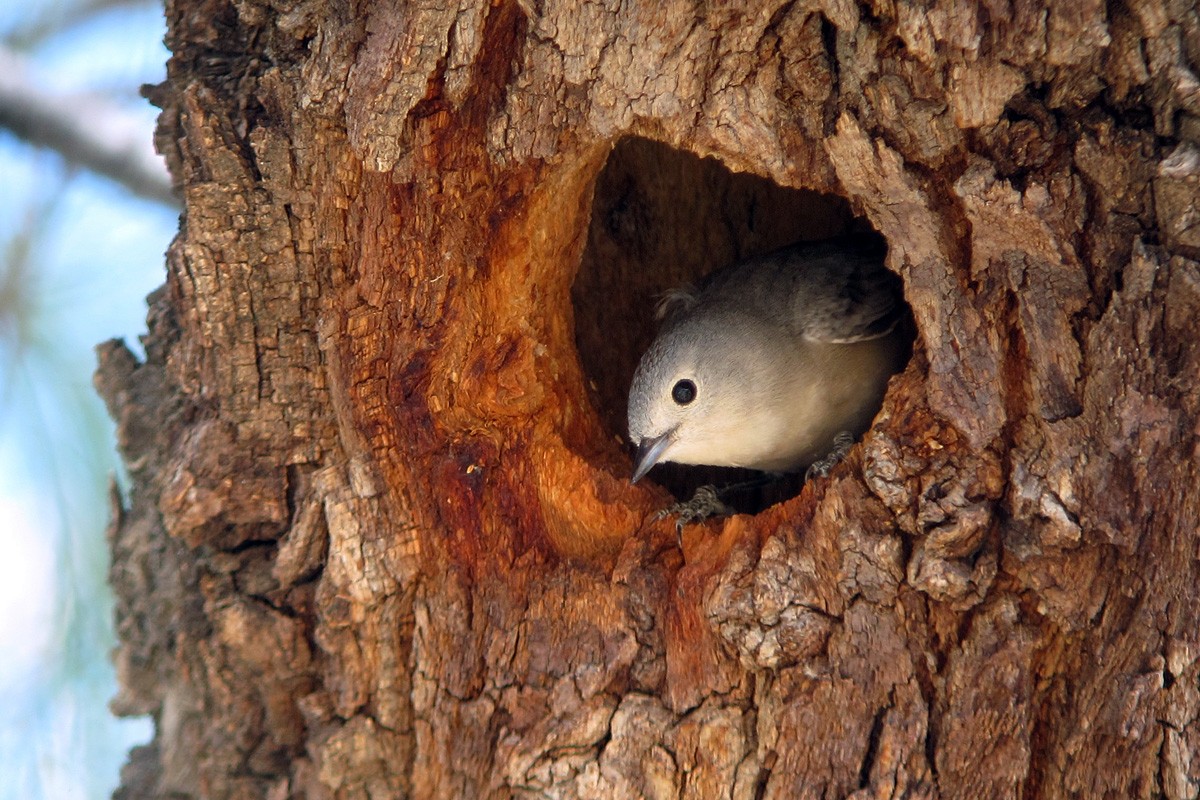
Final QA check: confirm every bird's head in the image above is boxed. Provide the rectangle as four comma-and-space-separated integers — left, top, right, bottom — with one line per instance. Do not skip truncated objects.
626, 314, 784, 482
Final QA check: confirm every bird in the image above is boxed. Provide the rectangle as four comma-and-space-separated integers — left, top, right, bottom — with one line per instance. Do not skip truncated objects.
627, 236, 908, 486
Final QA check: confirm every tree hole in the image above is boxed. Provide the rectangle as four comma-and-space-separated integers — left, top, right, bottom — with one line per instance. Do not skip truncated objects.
573, 136, 910, 514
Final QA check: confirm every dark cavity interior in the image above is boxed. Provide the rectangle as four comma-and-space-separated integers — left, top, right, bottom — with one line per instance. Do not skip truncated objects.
573, 136, 909, 513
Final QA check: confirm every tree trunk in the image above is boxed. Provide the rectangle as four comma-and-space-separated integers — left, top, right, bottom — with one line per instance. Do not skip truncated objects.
96, 0, 1200, 797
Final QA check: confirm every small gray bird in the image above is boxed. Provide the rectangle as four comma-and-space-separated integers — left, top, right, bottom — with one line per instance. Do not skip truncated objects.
627, 237, 907, 484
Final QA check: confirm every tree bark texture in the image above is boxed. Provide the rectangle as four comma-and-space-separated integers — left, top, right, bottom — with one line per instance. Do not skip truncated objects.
96, 0, 1200, 797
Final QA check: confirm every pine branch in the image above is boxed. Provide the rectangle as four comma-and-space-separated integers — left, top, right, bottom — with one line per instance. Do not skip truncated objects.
0, 44, 178, 208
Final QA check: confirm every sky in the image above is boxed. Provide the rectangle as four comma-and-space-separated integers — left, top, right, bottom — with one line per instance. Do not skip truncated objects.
0, 1, 178, 796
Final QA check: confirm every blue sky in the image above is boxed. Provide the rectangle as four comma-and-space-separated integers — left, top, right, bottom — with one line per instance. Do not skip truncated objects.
0, 1, 177, 796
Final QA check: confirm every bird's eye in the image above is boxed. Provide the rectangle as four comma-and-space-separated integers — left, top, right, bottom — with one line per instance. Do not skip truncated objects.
672, 379, 697, 405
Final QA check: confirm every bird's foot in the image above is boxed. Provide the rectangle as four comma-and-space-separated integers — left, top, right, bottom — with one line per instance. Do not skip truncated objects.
655, 474, 783, 540
805, 431, 856, 481
655, 485, 734, 539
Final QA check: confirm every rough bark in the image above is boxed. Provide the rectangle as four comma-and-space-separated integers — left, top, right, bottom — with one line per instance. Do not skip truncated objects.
96, 0, 1200, 798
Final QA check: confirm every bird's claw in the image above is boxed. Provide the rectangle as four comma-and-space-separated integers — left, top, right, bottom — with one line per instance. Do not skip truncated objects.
805, 431, 856, 481
655, 485, 734, 539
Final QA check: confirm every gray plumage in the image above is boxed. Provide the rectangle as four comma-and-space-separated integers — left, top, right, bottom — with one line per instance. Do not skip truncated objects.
628, 237, 907, 482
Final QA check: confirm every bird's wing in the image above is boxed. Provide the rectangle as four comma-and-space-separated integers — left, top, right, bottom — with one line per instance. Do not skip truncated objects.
664, 237, 904, 342
780, 239, 904, 344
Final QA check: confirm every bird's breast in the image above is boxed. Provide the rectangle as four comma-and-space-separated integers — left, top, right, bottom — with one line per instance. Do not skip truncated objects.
709, 334, 900, 472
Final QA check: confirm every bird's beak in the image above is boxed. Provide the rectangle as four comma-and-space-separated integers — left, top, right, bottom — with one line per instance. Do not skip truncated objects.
631, 430, 674, 483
